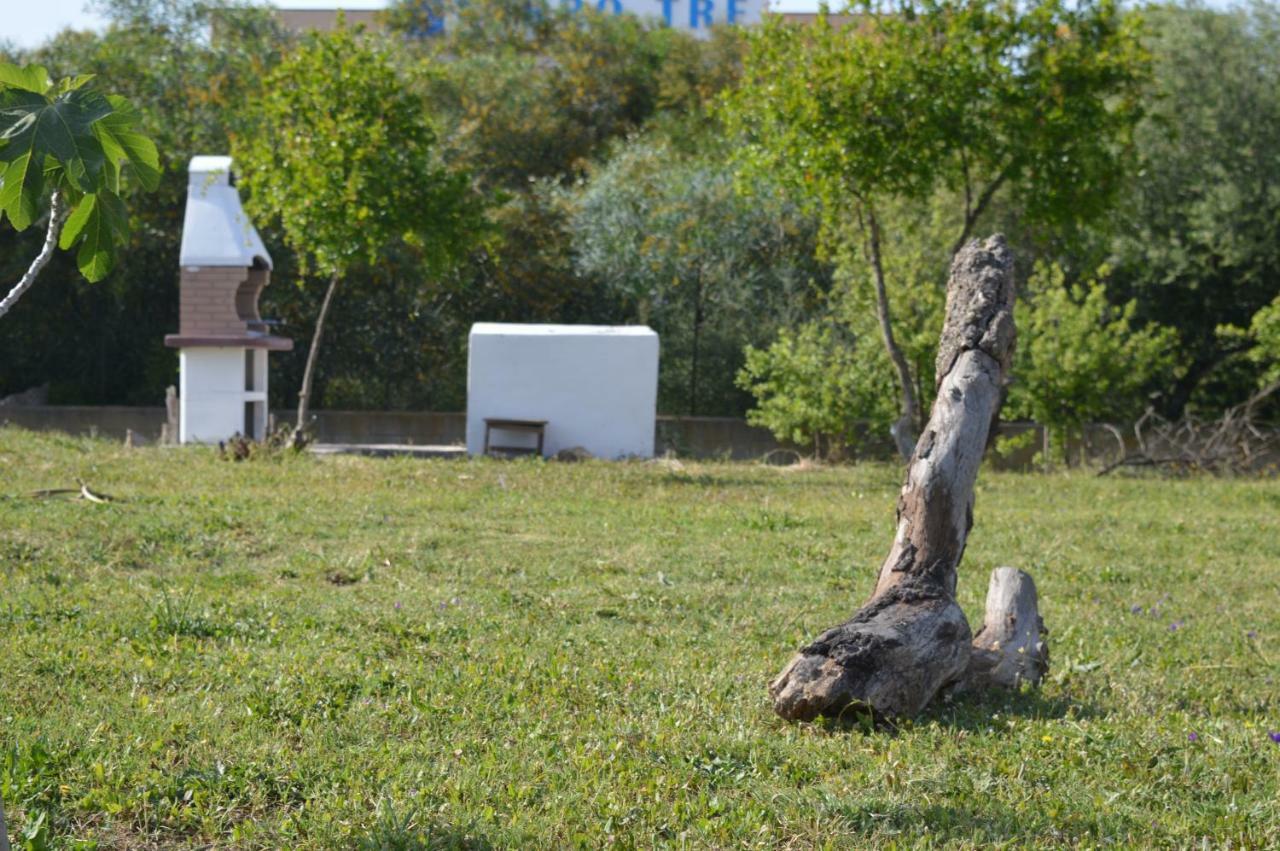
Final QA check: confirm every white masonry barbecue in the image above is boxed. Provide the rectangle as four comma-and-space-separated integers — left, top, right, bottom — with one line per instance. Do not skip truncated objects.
164, 156, 291, 443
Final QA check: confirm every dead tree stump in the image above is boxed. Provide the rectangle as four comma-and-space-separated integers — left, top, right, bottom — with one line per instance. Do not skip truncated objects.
770, 235, 1036, 721
966, 567, 1049, 690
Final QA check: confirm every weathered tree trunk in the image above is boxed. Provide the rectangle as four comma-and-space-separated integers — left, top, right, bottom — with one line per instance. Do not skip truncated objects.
291, 271, 341, 450
770, 235, 1020, 721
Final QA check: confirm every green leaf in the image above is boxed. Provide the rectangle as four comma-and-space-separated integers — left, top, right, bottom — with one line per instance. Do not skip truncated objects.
94, 97, 161, 191
72, 195, 114, 282
0, 152, 44, 230
0, 87, 112, 193
0, 63, 51, 95
57, 74, 97, 95
61, 190, 128, 282
59, 192, 96, 250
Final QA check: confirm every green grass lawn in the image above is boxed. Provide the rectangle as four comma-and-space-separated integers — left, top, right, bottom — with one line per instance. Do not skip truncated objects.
1, 427, 1278, 849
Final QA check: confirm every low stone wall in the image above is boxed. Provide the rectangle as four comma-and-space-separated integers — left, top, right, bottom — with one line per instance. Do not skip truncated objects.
290, 409, 467, 446
0, 405, 168, 441
4, 405, 1267, 469
0, 405, 786, 458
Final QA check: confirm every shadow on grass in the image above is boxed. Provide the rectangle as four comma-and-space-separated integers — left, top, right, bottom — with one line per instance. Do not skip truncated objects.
802, 795, 1144, 845
922, 686, 1105, 730
356, 803, 494, 851
653, 471, 858, 491
810, 686, 1101, 736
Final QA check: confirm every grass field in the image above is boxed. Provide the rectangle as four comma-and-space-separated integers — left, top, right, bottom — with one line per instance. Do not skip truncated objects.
1, 426, 1278, 849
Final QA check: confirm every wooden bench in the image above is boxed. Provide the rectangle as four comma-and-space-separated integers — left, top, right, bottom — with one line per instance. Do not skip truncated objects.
483, 418, 548, 457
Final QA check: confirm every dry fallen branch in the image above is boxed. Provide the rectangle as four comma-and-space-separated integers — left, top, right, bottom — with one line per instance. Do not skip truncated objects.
1100, 381, 1280, 477
769, 235, 1048, 722
28, 480, 117, 503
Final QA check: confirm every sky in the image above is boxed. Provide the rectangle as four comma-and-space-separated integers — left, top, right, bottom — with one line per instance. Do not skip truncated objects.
5, 0, 1238, 51
3, 0, 822, 49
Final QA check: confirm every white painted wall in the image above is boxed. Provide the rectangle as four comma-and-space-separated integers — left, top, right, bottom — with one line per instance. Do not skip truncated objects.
466, 324, 659, 459
179, 348, 268, 443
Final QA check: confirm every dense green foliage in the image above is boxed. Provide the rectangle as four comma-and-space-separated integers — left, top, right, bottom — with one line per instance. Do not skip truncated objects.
1006, 263, 1179, 461
232, 27, 477, 284
1, 428, 1278, 846
570, 138, 828, 415
1107, 1, 1280, 416
738, 321, 896, 457
0, 0, 1277, 445
0, 62, 158, 286
724, 0, 1148, 452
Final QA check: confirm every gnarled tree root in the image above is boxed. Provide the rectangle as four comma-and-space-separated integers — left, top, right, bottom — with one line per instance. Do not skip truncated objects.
770, 567, 1050, 721
770, 584, 971, 721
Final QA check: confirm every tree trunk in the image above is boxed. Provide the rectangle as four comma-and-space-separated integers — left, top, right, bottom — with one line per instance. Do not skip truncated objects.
770, 235, 1021, 721
0, 192, 67, 322
865, 208, 919, 460
291, 271, 341, 450
690, 272, 703, 416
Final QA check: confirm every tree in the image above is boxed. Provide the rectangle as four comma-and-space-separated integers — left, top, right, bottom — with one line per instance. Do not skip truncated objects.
1006, 262, 1178, 464
724, 0, 1147, 458
1107, 2, 1280, 417
0, 0, 286, 405
737, 322, 897, 458
0, 62, 159, 319
231, 25, 483, 446
398, 0, 750, 355
569, 137, 828, 416
1247, 297, 1280, 389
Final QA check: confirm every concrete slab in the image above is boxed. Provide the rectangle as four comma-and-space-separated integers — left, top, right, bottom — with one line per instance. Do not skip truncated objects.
310, 443, 465, 459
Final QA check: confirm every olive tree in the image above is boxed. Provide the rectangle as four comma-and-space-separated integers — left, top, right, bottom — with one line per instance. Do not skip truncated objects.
724, 0, 1148, 458
569, 137, 827, 416
232, 26, 482, 446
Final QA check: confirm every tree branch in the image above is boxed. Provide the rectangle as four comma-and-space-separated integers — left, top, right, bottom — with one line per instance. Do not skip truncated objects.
0, 192, 68, 321
865, 204, 920, 459
950, 171, 1008, 258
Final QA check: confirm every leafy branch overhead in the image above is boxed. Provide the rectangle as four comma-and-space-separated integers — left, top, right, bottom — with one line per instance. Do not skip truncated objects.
0, 62, 160, 284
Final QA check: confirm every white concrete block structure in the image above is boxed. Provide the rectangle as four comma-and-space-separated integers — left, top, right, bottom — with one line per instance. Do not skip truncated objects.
466, 323, 659, 459
164, 156, 291, 443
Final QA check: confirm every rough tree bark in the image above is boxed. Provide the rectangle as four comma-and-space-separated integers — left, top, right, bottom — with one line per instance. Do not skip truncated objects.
770, 235, 1041, 721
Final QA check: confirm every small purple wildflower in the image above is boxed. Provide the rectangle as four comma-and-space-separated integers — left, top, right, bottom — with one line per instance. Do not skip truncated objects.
394, 601, 403, 611
1247, 630, 1259, 640
1130, 605, 1143, 615
1268, 731, 1280, 744
1169, 619, 1185, 632
1187, 732, 1198, 742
